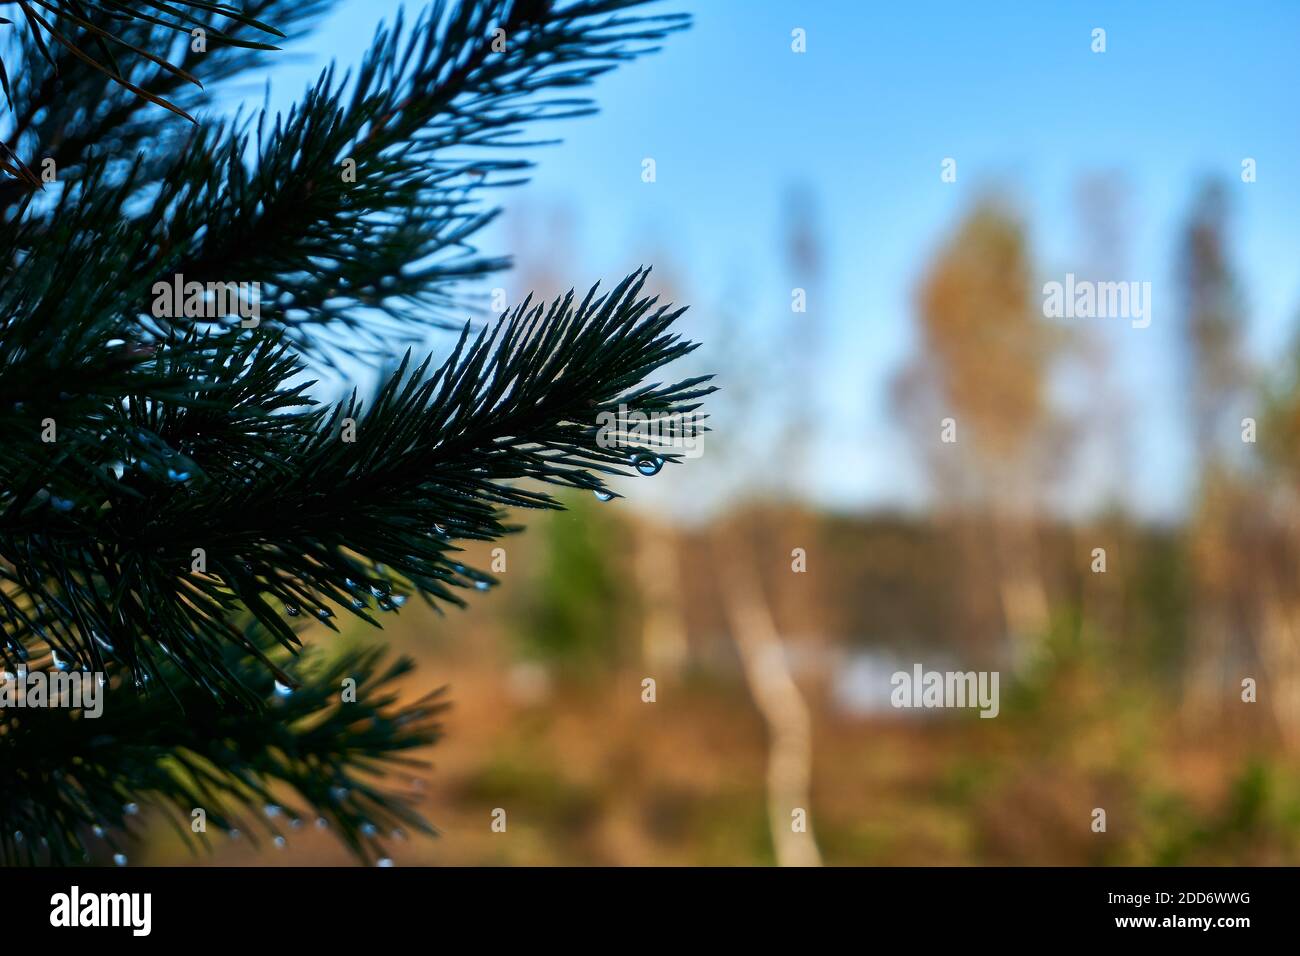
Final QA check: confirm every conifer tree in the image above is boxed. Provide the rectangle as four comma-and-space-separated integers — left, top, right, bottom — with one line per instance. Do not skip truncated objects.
0, 0, 708, 865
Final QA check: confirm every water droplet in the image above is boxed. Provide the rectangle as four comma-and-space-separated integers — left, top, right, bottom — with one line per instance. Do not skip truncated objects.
264, 804, 282, 818
345, 578, 359, 591
228, 828, 242, 840
94, 633, 115, 653
124, 802, 139, 815
351, 597, 367, 609
633, 454, 664, 476
51, 496, 74, 512
92, 825, 105, 838
167, 468, 191, 483
316, 608, 333, 620
113, 853, 128, 866
315, 817, 329, 829
273, 681, 293, 697
377, 858, 394, 867
593, 489, 614, 502
432, 523, 447, 537
13, 830, 23, 843
330, 786, 350, 802
474, 580, 490, 591
370, 585, 388, 597
289, 818, 303, 830
391, 595, 407, 607
286, 605, 300, 617
273, 836, 286, 848
360, 822, 378, 836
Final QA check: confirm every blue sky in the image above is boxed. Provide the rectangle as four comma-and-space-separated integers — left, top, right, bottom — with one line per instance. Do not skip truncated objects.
249, 1, 1300, 520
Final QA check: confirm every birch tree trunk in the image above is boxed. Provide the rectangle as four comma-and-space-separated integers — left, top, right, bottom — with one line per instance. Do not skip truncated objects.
714, 532, 822, 867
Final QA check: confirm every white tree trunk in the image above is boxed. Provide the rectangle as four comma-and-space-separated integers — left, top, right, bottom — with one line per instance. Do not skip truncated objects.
715, 536, 822, 867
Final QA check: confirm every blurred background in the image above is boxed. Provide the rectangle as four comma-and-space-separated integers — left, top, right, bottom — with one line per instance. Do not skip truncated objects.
150, 0, 1300, 864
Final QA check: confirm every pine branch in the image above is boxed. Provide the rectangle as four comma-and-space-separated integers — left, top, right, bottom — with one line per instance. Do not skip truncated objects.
0, 644, 444, 866
0, 271, 713, 701
0, 0, 328, 209
0, 0, 284, 123
0, 0, 706, 865
3, 1, 690, 359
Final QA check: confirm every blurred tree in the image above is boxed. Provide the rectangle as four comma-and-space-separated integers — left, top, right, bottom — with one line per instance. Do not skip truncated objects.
1069, 174, 1135, 666
1176, 181, 1263, 730
894, 198, 1059, 666
1181, 182, 1250, 467
1069, 172, 1135, 512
